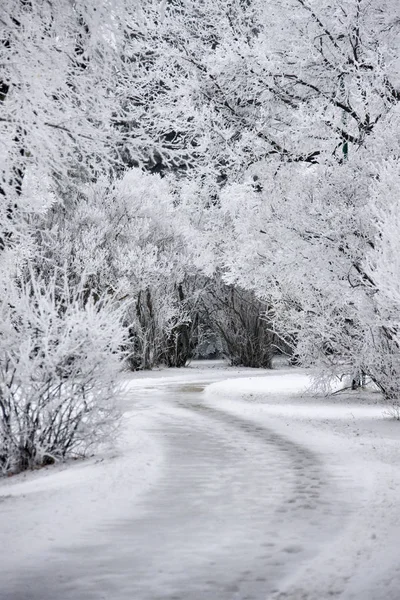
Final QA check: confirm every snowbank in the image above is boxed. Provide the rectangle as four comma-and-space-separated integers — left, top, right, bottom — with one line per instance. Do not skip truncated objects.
0, 408, 164, 582
204, 372, 386, 420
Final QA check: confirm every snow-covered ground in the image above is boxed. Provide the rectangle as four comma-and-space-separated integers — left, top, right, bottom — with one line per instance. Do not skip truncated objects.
1, 360, 399, 599
203, 366, 400, 599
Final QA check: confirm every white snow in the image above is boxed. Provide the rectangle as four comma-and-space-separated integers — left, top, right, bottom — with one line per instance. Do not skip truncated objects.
1, 360, 400, 599
204, 365, 400, 599
0, 407, 165, 590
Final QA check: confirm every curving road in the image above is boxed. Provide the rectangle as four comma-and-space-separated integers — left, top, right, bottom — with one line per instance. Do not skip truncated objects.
1, 375, 355, 600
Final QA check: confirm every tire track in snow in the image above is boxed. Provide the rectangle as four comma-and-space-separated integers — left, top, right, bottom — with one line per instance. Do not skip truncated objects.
164, 392, 354, 599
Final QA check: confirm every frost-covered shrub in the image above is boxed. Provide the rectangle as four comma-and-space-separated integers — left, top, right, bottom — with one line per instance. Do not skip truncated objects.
0, 272, 128, 475
203, 278, 274, 368
126, 276, 204, 370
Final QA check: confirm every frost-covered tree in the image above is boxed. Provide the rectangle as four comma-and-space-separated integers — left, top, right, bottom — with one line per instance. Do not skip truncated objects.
202, 276, 275, 368
143, 0, 400, 183
1, 1, 163, 190
150, 0, 400, 396
31, 169, 202, 369
0, 0, 190, 251
0, 2, 147, 471
204, 104, 400, 399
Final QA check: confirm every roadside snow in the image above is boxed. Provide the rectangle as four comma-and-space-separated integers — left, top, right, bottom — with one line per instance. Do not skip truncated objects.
204, 368, 400, 600
204, 371, 386, 419
0, 407, 164, 587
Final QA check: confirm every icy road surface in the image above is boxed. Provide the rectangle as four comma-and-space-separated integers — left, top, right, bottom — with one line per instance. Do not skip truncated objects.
0, 362, 399, 599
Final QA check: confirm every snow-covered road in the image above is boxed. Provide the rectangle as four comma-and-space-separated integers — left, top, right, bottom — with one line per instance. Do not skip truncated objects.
1, 362, 400, 599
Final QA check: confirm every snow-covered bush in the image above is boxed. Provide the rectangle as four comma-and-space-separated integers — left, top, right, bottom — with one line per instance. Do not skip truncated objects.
0, 271, 128, 475
202, 277, 274, 368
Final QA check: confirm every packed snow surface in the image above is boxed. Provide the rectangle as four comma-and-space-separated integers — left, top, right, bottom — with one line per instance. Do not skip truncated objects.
1, 360, 399, 599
